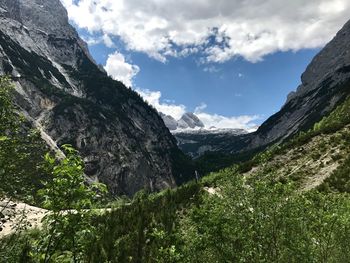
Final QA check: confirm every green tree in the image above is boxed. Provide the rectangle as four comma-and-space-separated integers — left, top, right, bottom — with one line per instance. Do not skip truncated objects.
0, 76, 17, 132
179, 172, 350, 263
34, 145, 107, 262
0, 76, 48, 202
0, 76, 19, 197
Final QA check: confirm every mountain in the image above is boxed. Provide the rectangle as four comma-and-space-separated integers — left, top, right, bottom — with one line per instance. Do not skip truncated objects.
160, 112, 205, 131
177, 112, 205, 129
2, 5, 350, 261
159, 111, 248, 158
4, 91, 350, 260
174, 128, 248, 158
69, 99, 350, 262
159, 111, 248, 157
159, 113, 178, 131
248, 19, 350, 150
180, 19, 350, 157
0, 0, 192, 196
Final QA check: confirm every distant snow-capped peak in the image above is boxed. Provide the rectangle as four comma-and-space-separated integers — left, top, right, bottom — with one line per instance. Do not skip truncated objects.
160, 112, 204, 131
160, 111, 254, 134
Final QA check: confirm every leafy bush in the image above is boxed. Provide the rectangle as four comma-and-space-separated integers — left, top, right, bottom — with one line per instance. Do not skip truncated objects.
180, 175, 350, 263
319, 156, 350, 193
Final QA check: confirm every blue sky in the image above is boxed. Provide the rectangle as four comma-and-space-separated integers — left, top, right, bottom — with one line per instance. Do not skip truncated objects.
87, 35, 318, 118
61, 0, 349, 130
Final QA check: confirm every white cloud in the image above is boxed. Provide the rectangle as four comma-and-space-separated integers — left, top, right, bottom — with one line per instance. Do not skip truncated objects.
102, 34, 115, 48
81, 34, 115, 47
136, 89, 186, 120
104, 51, 140, 87
132, 96, 258, 130
194, 103, 259, 130
194, 103, 208, 113
61, 0, 350, 63
81, 35, 101, 46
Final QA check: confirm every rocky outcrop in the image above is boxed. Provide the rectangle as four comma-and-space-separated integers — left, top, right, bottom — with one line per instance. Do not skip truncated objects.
0, 0, 190, 196
174, 128, 248, 158
160, 112, 205, 131
178, 113, 204, 129
160, 113, 178, 131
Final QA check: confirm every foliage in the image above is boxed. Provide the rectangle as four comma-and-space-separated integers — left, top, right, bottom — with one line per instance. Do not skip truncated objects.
180, 175, 350, 263
0, 229, 41, 263
171, 148, 196, 184
29, 145, 107, 262
196, 94, 350, 177
195, 149, 258, 176
0, 76, 48, 202
1, 72, 350, 263
84, 182, 201, 263
0, 76, 17, 131
318, 156, 350, 193
55, 171, 350, 263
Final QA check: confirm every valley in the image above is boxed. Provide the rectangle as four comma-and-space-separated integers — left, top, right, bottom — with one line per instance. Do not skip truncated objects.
0, 0, 350, 262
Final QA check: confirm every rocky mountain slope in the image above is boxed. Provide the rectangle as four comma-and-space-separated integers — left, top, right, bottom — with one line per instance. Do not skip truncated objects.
174, 128, 248, 158
160, 112, 205, 131
160, 113, 179, 131
5, 96, 350, 261
160, 111, 248, 158
244, 124, 350, 192
180, 19, 350, 157
177, 112, 204, 129
0, 0, 191, 196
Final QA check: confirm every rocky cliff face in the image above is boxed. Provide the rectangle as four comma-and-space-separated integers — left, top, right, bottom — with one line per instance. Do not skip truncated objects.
160, 113, 178, 131
177, 113, 204, 129
0, 0, 189, 196
160, 112, 205, 131
174, 128, 248, 158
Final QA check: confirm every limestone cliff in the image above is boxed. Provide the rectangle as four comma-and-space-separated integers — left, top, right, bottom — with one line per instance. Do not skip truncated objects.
0, 0, 191, 196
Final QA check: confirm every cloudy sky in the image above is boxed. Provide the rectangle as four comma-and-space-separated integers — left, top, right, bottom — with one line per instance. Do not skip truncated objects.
61, 0, 349, 130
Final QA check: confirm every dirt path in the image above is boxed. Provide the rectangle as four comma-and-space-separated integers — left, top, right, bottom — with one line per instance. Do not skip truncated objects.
0, 199, 47, 237
0, 199, 114, 238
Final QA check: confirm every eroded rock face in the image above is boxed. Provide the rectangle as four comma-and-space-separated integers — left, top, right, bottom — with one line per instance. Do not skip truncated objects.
0, 0, 187, 196
173, 128, 248, 158
160, 113, 178, 131
160, 112, 205, 131
178, 113, 204, 129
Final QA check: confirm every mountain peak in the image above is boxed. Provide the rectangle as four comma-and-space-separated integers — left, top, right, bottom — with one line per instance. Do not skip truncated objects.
0, 0, 93, 70
160, 112, 205, 131
0, 0, 190, 196
0, 0, 69, 34
287, 18, 350, 104
178, 112, 205, 129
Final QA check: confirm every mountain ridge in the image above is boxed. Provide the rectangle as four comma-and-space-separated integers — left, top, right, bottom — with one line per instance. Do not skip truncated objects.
160, 112, 205, 131
249, 18, 350, 149
0, 0, 192, 196
176, 19, 350, 158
